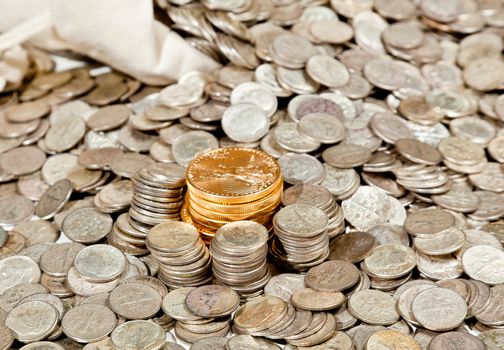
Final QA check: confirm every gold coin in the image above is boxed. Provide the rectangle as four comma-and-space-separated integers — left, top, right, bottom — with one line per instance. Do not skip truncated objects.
188, 207, 273, 228
186, 148, 282, 204
186, 186, 283, 215
187, 200, 280, 222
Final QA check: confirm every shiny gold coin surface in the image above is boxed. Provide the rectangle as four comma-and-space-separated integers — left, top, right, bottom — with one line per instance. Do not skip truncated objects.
186, 148, 282, 204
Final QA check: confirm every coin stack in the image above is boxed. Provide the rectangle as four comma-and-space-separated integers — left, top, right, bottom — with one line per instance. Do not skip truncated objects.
146, 221, 212, 288
162, 286, 238, 344
66, 244, 128, 297
271, 204, 330, 271
210, 221, 270, 300
182, 147, 283, 241
109, 213, 149, 256
282, 184, 345, 238
233, 295, 338, 347
129, 163, 186, 227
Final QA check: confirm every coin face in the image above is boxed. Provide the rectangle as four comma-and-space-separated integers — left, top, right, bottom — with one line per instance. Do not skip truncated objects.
222, 103, 269, 143
187, 148, 281, 199
214, 221, 269, 251
276, 204, 328, 236
341, 186, 392, 230
110, 321, 165, 350
404, 208, 455, 236
5, 300, 58, 342
0, 146, 46, 176
305, 260, 360, 293
349, 290, 400, 326
429, 331, 485, 350
0, 256, 41, 294
291, 288, 345, 311
147, 221, 199, 252
162, 288, 202, 321
363, 244, 416, 279
262, 273, 304, 301
61, 304, 116, 343
62, 208, 113, 244
328, 231, 376, 263
462, 246, 504, 285
185, 285, 240, 317
411, 287, 467, 331
191, 337, 228, 350
234, 295, 287, 332
74, 244, 126, 282
0, 194, 34, 225
109, 282, 162, 319
366, 330, 420, 350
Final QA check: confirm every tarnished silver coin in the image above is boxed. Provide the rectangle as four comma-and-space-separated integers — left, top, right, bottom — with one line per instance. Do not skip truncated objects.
5, 300, 58, 342
62, 207, 113, 244
61, 304, 117, 343
411, 287, 467, 331
74, 244, 126, 282
110, 320, 165, 350
0, 256, 41, 294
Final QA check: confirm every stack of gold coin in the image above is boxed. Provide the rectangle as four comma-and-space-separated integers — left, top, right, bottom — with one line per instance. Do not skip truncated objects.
182, 148, 283, 242
210, 221, 270, 300
146, 221, 212, 288
271, 204, 330, 271
129, 163, 186, 227
282, 184, 345, 239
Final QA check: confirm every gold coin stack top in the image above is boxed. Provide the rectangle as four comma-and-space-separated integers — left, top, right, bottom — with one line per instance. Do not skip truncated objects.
146, 221, 212, 288
182, 147, 283, 242
210, 221, 270, 301
129, 163, 186, 227
271, 204, 330, 272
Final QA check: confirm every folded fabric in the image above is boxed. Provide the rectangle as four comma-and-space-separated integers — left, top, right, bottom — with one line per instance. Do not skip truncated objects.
0, 0, 220, 85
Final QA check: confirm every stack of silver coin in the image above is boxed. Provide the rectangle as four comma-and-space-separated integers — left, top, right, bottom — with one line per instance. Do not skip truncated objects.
233, 295, 338, 347
66, 244, 127, 297
146, 221, 212, 288
109, 213, 149, 256
210, 221, 270, 300
282, 184, 345, 238
129, 163, 186, 227
271, 204, 329, 271
162, 285, 238, 344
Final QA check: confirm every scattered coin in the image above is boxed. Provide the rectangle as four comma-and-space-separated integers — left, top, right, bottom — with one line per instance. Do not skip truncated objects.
348, 290, 400, 325
411, 287, 467, 331
35, 179, 73, 220
73, 244, 126, 282
5, 300, 58, 342
0, 256, 41, 294
61, 304, 117, 343
0, 2, 503, 348
0, 146, 46, 176
62, 208, 113, 244
305, 260, 360, 293
366, 330, 420, 350
291, 288, 345, 311
186, 285, 240, 317
110, 320, 165, 350
109, 282, 162, 320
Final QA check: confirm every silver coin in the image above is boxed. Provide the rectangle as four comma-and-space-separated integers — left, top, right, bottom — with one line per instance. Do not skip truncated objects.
221, 103, 269, 142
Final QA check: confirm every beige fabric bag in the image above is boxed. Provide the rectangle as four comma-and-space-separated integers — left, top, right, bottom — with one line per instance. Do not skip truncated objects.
0, 0, 220, 85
